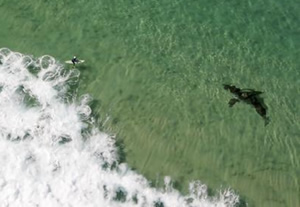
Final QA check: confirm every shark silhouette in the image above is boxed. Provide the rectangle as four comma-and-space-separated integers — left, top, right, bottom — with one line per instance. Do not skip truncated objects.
223, 84, 270, 125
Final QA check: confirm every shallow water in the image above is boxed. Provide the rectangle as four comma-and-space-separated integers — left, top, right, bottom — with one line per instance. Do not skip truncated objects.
0, 0, 299, 206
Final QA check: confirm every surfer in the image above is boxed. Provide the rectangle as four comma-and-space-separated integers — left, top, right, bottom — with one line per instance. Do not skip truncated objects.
71, 56, 79, 66
223, 84, 270, 125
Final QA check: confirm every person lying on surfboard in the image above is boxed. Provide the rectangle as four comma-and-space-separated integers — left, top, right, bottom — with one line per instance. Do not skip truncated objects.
65, 57, 84, 65
223, 84, 270, 125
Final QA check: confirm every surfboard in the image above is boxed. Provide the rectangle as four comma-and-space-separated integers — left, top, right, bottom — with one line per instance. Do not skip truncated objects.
65, 60, 85, 64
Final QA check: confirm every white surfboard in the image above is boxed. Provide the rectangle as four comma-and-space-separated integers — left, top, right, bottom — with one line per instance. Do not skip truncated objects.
65, 60, 85, 64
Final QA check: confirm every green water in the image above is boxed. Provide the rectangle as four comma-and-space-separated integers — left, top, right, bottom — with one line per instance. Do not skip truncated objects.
0, 0, 299, 206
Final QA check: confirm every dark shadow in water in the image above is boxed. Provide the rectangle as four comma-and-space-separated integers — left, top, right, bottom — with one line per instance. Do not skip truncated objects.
113, 187, 127, 203
154, 200, 164, 207
223, 84, 270, 126
236, 197, 248, 207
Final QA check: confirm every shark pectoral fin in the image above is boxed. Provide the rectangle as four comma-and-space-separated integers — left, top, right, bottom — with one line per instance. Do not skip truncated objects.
228, 98, 239, 107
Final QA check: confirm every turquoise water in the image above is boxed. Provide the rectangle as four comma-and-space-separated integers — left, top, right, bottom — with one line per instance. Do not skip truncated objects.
0, 0, 299, 206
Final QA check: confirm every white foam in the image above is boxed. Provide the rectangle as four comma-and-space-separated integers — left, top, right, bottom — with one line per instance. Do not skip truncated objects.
0, 48, 240, 207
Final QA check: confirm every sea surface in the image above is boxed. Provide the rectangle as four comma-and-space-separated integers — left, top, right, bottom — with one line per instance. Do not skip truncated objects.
0, 0, 299, 206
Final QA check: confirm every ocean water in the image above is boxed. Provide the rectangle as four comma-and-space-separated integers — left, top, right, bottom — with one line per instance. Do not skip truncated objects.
0, 0, 299, 206
0, 48, 239, 206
